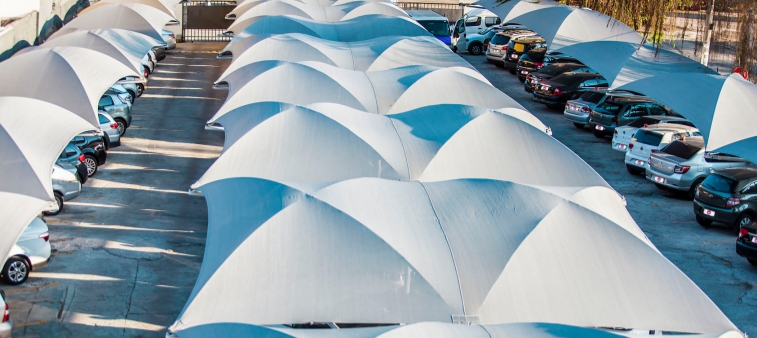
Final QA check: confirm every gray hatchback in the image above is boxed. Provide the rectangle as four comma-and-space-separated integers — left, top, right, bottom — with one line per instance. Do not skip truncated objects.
99, 90, 132, 136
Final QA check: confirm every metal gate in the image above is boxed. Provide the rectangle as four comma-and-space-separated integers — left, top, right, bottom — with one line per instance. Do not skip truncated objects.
395, 2, 464, 22
182, 1, 236, 42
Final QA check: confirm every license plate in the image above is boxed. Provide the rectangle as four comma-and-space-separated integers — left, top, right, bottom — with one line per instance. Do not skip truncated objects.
531, 79, 537, 84
653, 175, 665, 183
540, 85, 548, 91
595, 125, 605, 131
521, 70, 528, 74
511, 53, 518, 59
634, 160, 644, 166
752, 236, 757, 243
617, 144, 627, 150
703, 208, 715, 217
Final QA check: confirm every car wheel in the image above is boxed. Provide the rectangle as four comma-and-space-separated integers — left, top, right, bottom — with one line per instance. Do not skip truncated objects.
115, 118, 127, 136
573, 122, 585, 128
688, 178, 704, 200
696, 215, 712, 227
137, 84, 144, 96
126, 90, 136, 103
593, 129, 605, 138
84, 154, 98, 177
43, 192, 64, 216
468, 43, 483, 55
2, 256, 30, 285
625, 164, 642, 175
735, 214, 753, 230
748, 258, 757, 266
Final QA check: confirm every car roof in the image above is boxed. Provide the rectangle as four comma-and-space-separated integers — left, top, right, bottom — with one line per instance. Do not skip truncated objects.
511, 36, 546, 43
495, 29, 536, 37
639, 124, 698, 132
604, 96, 655, 103
713, 167, 757, 181
559, 72, 602, 78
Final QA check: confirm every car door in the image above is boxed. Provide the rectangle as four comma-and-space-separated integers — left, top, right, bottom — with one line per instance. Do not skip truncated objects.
647, 103, 668, 117
619, 103, 648, 126
453, 18, 466, 51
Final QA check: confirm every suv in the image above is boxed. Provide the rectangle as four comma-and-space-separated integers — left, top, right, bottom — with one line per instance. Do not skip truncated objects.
485, 29, 536, 65
502, 36, 546, 73
590, 98, 677, 138
532, 72, 608, 109
624, 124, 702, 175
70, 134, 107, 177
646, 139, 753, 199
694, 168, 757, 231
99, 90, 132, 136
57, 143, 88, 184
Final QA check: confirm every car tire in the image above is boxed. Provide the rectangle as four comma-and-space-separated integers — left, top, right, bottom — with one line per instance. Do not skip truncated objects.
593, 130, 605, 138
468, 43, 483, 55
115, 118, 127, 136
137, 84, 144, 96
126, 90, 136, 103
696, 215, 712, 227
43, 192, 64, 216
573, 122, 585, 128
688, 178, 704, 200
84, 154, 98, 177
2, 256, 30, 285
748, 258, 757, 266
625, 164, 642, 175
735, 214, 753, 230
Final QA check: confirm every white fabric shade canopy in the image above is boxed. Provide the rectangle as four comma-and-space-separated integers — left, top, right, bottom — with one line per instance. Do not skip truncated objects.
40, 28, 159, 74
171, 176, 735, 334
0, 97, 93, 259
213, 61, 519, 117
228, 0, 390, 19
221, 34, 471, 73
54, 2, 172, 42
225, 14, 428, 41
85, 0, 178, 19
0, 46, 139, 128
618, 73, 757, 163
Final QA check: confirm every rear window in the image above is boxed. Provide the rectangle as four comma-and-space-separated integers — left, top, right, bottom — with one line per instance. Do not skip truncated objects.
702, 174, 737, 193
491, 35, 509, 45
628, 117, 659, 128
98, 114, 110, 124
579, 91, 604, 103
633, 130, 663, 146
661, 141, 701, 159
595, 101, 623, 114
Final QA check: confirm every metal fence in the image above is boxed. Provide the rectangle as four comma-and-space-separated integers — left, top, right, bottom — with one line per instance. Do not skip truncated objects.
182, 1, 235, 42
395, 2, 465, 21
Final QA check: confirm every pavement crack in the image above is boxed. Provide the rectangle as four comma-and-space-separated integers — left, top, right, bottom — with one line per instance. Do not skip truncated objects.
123, 260, 140, 337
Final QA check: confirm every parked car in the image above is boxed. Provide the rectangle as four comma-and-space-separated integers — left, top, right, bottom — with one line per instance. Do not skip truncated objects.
590, 97, 678, 138
564, 89, 645, 129
45, 163, 82, 216
57, 143, 88, 184
611, 116, 695, 152
516, 51, 587, 82
694, 168, 757, 232
162, 29, 176, 49
532, 72, 608, 108
109, 84, 134, 104
70, 134, 107, 177
624, 124, 703, 175
502, 36, 547, 73
0, 290, 11, 338
525, 62, 594, 93
99, 90, 132, 136
645, 139, 753, 199
484, 29, 536, 65
118, 76, 143, 97
141, 54, 153, 77
99, 112, 121, 149
737, 220, 757, 266
152, 45, 166, 62
2, 218, 51, 285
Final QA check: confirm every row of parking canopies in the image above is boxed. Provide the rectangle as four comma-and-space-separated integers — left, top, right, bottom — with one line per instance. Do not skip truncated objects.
168, 0, 743, 337
475, 0, 757, 166
0, 0, 179, 276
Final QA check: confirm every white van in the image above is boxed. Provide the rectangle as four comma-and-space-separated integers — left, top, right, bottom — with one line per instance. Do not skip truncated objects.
452, 7, 501, 52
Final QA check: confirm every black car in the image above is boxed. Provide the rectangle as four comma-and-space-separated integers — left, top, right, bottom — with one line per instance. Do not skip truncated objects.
524, 62, 595, 93
516, 52, 588, 82
70, 134, 107, 177
502, 36, 546, 74
737, 221, 757, 266
151, 46, 166, 62
589, 97, 679, 138
694, 168, 757, 231
57, 143, 89, 184
532, 72, 608, 108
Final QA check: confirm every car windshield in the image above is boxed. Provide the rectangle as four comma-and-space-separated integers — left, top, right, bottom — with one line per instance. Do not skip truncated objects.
595, 101, 623, 114
702, 174, 737, 193
633, 130, 663, 146
417, 20, 450, 36
490, 35, 509, 45
579, 91, 604, 103
661, 141, 701, 159
628, 117, 659, 128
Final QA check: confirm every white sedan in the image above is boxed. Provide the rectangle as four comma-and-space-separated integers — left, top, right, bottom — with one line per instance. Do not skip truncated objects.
2, 218, 51, 285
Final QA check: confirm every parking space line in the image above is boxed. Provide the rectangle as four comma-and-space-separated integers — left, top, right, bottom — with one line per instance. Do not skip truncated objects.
4, 282, 59, 293
13, 320, 47, 328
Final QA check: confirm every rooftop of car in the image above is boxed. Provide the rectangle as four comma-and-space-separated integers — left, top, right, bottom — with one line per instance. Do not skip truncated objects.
510, 36, 546, 44
714, 167, 757, 180
604, 96, 656, 103
495, 29, 536, 37
639, 124, 698, 132
555, 72, 603, 78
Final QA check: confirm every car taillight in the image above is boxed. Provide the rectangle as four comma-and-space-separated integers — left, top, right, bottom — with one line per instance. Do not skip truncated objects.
629, 143, 635, 149
611, 117, 618, 124
552, 87, 562, 96
565, 103, 570, 110
726, 197, 741, 208
169, 33, 175, 39
534, 61, 544, 69
739, 227, 749, 239
648, 155, 652, 163
502, 45, 508, 51
79, 154, 86, 163
526, 74, 531, 81
143, 69, 149, 78
39, 231, 50, 242
581, 106, 590, 113
614, 129, 618, 135
3, 303, 8, 323
110, 123, 118, 129
673, 165, 690, 174
651, 149, 658, 153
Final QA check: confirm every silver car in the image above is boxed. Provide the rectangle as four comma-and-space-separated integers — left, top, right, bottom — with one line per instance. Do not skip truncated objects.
0, 290, 11, 338
45, 163, 82, 216
564, 89, 645, 128
162, 29, 176, 49
3, 218, 52, 285
612, 116, 694, 153
99, 112, 121, 148
646, 138, 754, 198
624, 124, 702, 175
99, 90, 132, 136
112, 83, 138, 103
